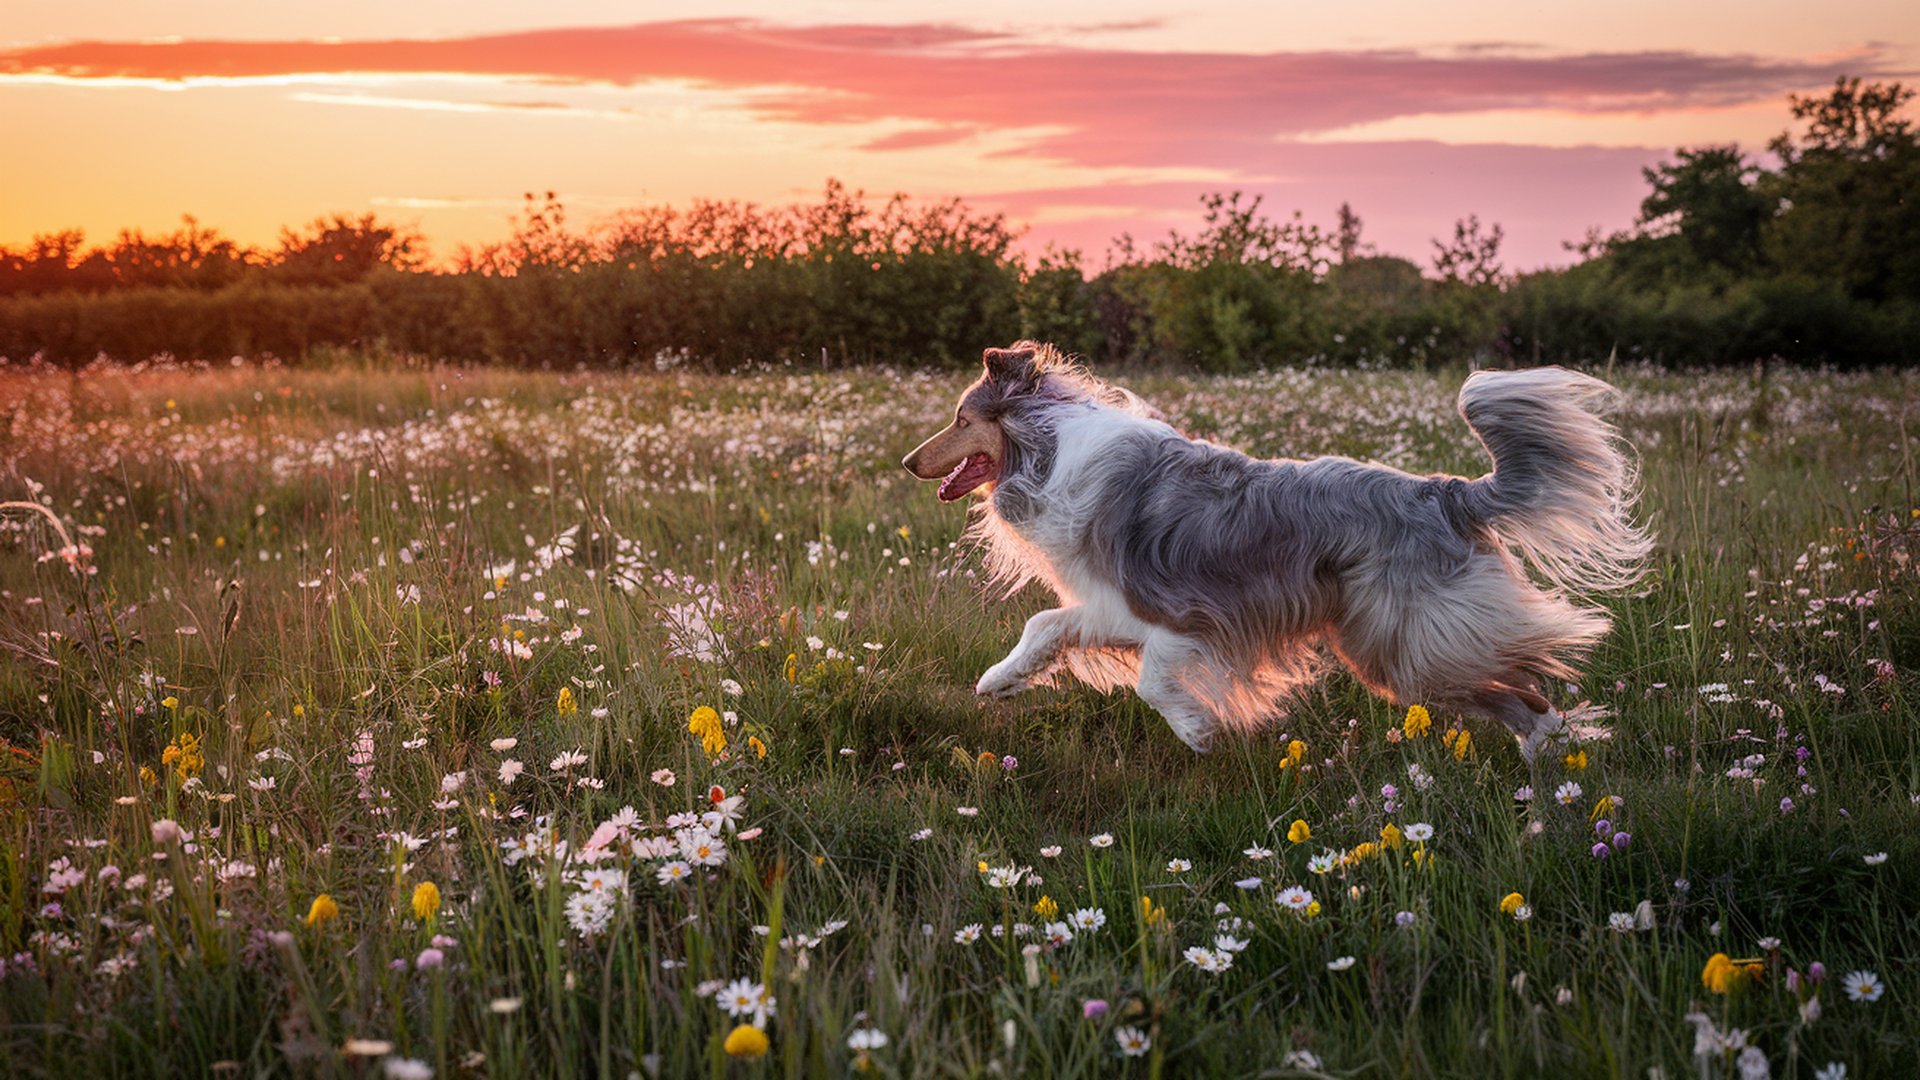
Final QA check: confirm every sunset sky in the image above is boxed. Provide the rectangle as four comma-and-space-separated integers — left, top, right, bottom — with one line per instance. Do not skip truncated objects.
3, 1, 1915, 269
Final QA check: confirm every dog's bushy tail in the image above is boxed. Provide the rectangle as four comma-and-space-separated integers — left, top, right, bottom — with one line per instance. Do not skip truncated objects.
1454, 367, 1652, 595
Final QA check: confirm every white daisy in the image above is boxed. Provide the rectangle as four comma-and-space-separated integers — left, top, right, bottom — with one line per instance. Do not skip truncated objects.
1114, 1026, 1151, 1057
1842, 969, 1884, 1003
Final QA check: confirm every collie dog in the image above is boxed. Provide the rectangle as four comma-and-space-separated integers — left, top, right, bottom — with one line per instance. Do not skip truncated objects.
902, 342, 1651, 759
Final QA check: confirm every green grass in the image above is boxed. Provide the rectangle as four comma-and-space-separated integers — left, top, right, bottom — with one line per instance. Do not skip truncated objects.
1, 357, 1917, 1078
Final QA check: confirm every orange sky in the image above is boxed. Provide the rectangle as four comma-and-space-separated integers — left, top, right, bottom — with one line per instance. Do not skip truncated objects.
3, 1, 1915, 268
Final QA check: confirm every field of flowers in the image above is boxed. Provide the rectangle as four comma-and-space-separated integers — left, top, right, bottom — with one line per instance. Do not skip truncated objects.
0, 357, 1916, 1078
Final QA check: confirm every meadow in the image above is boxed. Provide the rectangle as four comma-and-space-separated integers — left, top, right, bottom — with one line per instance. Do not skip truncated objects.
0, 356, 1916, 1078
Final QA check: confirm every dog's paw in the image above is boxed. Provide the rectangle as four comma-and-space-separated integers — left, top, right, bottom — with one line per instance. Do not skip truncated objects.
975, 664, 1027, 698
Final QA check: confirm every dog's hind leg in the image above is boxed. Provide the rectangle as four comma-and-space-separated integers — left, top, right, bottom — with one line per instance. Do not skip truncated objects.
1135, 630, 1225, 753
977, 607, 1076, 698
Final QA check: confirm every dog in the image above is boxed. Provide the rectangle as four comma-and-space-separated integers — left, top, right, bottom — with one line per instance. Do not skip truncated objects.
902, 342, 1651, 759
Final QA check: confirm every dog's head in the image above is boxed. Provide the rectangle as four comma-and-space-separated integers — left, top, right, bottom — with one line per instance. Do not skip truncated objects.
901, 343, 1057, 501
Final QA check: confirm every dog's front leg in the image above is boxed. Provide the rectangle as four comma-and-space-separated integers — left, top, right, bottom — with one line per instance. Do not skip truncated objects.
976, 607, 1077, 697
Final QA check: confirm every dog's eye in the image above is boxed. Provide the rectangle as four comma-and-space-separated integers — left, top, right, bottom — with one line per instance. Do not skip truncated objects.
955, 416, 970, 428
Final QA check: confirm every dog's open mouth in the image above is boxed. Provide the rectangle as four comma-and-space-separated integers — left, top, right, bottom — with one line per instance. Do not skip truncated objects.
936, 452, 996, 501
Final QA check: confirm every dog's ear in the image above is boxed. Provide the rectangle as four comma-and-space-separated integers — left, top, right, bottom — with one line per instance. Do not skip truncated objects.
982, 344, 1040, 383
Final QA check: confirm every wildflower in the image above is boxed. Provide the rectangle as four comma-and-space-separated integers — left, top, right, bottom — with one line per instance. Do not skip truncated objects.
716, 978, 774, 1019
1089, 833, 1114, 848
1139, 895, 1166, 927
1245, 845, 1274, 860
651, 768, 676, 787
497, 759, 523, 785
1379, 823, 1403, 849
1512, 904, 1534, 922
1114, 1026, 1151, 1057
954, 924, 983, 945
1554, 781, 1583, 805
1235, 876, 1263, 890
305, 894, 339, 928
160, 732, 204, 779
489, 998, 522, 1015
909, 828, 932, 841
1327, 956, 1356, 971
1083, 999, 1109, 1019
489, 737, 517, 751
1287, 819, 1311, 844
1814, 1065, 1847, 1080
416, 948, 445, 969
1277, 886, 1315, 911
1184, 946, 1232, 973
1043, 922, 1074, 947
1499, 892, 1526, 916
1402, 704, 1432, 738
1039, 845, 1062, 858
1514, 785, 1534, 802
1842, 970, 1884, 1003
1395, 911, 1416, 927
410, 882, 441, 921
747, 735, 768, 759
1589, 794, 1617, 821
1863, 852, 1888, 866
723, 1025, 770, 1058
1405, 822, 1434, 842
549, 750, 587, 772
1279, 740, 1307, 768
556, 687, 578, 716
1307, 851, 1337, 875
848, 1027, 889, 1051
1069, 907, 1106, 932
1608, 912, 1635, 933
1033, 896, 1058, 920
1702, 953, 1747, 994
687, 706, 727, 757
383, 1058, 433, 1079
1443, 727, 1472, 760
151, 819, 183, 844
1562, 749, 1588, 771
1166, 858, 1191, 873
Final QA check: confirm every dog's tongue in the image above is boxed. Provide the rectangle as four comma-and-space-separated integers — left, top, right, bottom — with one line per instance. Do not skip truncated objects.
937, 452, 994, 501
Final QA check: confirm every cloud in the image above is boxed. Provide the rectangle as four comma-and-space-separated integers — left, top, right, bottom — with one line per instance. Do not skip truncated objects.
0, 19, 1885, 176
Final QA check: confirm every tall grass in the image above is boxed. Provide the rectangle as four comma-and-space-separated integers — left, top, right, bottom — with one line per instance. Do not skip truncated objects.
0, 358, 1915, 1077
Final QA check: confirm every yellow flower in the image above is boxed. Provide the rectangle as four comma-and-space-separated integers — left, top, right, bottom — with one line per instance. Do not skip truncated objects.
688, 706, 727, 757
784, 653, 799, 683
976, 750, 998, 769
1499, 892, 1526, 915
305, 894, 339, 927
161, 732, 204, 779
1305, 900, 1321, 917
1701, 953, 1739, 994
292, 704, 305, 718
1562, 749, 1588, 771
1402, 704, 1431, 738
1139, 895, 1166, 927
1443, 727, 1473, 761
138, 765, 156, 787
1287, 819, 1311, 844
1351, 841, 1381, 861
977, 860, 990, 874
1379, 823, 1403, 849
748, 735, 768, 760
896, 526, 911, 539
1279, 740, 1306, 769
162, 696, 180, 711
556, 687, 578, 716
1033, 895, 1058, 920
410, 881, 441, 921
1589, 795, 1617, 822
724, 1024, 770, 1058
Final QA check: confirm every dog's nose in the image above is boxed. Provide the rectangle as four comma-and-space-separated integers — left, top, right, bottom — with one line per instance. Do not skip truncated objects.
900, 450, 919, 473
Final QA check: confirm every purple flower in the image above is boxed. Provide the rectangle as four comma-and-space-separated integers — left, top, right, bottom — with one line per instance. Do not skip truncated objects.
1591, 842, 1611, 860
1809, 962, 1827, 982
417, 947, 445, 969
1395, 911, 1416, 928
1611, 831, 1632, 851
1001, 755, 1019, 772
1082, 999, 1109, 1020
1594, 819, 1612, 837
1779, 796, 1795, 815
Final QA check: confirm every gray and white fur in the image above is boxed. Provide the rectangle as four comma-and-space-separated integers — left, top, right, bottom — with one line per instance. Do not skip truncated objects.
959, 343, 1651, 759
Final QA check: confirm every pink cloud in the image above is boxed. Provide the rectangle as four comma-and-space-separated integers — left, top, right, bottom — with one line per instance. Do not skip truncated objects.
0, 21, 1881, 161
0, 20, 1884, 265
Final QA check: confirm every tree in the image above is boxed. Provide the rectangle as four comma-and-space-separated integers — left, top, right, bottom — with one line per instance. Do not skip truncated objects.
1431, 215, 1505, 287
1763, 78, 1920, 301
1635, 145, 1768, 274
275, 213, 423, 284
1334, 202, 1369, 264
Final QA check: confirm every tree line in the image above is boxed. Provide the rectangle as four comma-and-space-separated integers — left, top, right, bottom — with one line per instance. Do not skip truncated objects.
1, 78, 1914, 370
